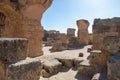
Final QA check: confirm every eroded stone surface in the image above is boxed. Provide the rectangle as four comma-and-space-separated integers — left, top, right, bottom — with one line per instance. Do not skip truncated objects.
42, 59, 62, 78
77, 60, 97, 79
56, 55, 75, 68
0, 38, 28, 63
77, 19, 89, 46
6, 58, 41, 80
0, 0, 53, 57
102, 36, 120, 55
107, 56, 120, 80
67, 28, 76, 37
93, 17, 120, 50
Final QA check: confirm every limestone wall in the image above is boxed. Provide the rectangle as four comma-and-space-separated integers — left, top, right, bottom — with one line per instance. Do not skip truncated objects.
92, 17, 120, 50
67, 28, 76, 37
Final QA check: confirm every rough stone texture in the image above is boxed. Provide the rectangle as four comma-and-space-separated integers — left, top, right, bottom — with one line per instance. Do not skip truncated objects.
43, 30, 60, 41
93, 17, 120, 50
88, 50, 108, 68
68, 37, 79, 48
0, 3, 24, 38
50, 41, 68, 52
77, 60, 97, 79
107, 56, 120, 80
60, 33, 69, 44
102, 36, 120, 55
0, 62, 6, 80
44, 30, 60, 46
56, 56, 75, 68
6, 58, 41, 80
77, 19, 89, 46
0, 38, 28, 63
0, 0, 53, 57
20, 0, 53, 57
45, 38, 55, 46
42, 59, 62, 78
67, 28, 76, 37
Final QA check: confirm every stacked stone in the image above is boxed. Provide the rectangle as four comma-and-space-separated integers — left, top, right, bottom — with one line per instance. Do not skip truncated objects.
101, 36, 120, 80
67, 28, 76, 37
0, 38, 41, 80
92, 17, 120, 50
44, 30, 60, 46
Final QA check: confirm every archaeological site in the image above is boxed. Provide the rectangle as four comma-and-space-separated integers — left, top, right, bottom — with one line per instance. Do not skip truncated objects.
0, 0, 120, 80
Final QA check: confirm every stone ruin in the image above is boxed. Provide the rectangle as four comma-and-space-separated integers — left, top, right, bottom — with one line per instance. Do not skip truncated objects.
43, 30, 60, 46
49, 19, 92, 52
77, 19, 89, 46
50, 33, 69, 52
67, 28, 76, 37
87, 17, 120, 80
0, 0, 53, 57
0, 0, 120, 80
0, 0, 53, 80
93, 17, 120, 50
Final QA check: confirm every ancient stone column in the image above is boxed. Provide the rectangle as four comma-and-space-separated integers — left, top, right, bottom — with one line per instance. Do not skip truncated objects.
77, 19, 89, 46
67, 28, 76, 37
20, 0, 53, 57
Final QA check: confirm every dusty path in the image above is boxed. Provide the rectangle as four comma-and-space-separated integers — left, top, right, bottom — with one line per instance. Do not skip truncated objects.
38, 45, 92, 80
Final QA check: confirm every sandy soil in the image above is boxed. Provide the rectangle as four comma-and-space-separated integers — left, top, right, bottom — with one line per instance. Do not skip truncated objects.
38, 45, 92, 80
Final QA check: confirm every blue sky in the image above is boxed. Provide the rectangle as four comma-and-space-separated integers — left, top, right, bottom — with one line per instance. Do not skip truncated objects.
42, 0, 120, 34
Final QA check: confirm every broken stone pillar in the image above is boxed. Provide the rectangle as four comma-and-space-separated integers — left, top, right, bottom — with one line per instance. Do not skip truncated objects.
67, 28, 76, 37
77, 19, 89, 46
107, 56, 120, 80
93, 17, 120, 50
20, 0, 53, 57
0, 38, 28, 63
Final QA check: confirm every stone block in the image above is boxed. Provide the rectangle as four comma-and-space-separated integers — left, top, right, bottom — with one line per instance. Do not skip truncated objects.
77, 60, 97, 78
42, 59, 62, 77
56, 56, 75, 68
102, 36, 120, 55
6, 58, 41, 80
0, 38, 28, 63
107, 56, 120, 80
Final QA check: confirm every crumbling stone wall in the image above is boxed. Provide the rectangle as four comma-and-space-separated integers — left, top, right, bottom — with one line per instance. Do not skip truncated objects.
77, 19, 89, 46
92, 17, 120, 50
44, 30, 60, 46
67, 28, 76, 37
